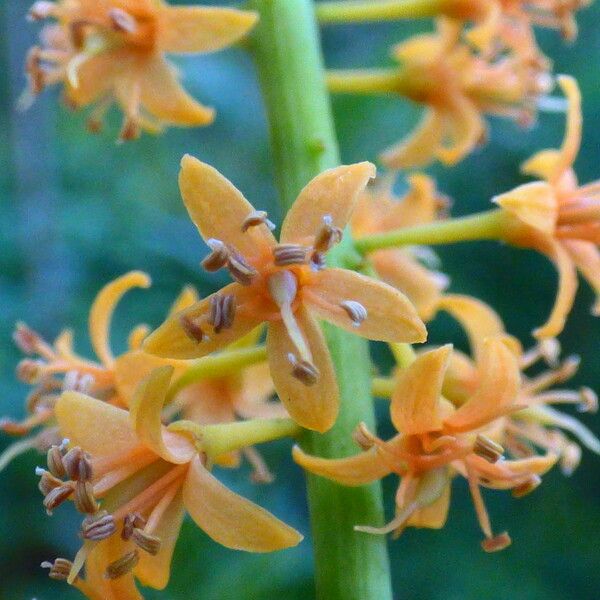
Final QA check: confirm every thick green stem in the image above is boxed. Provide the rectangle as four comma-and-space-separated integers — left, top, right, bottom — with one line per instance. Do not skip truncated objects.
317, 0, 445, 23
249, 2, 393, 599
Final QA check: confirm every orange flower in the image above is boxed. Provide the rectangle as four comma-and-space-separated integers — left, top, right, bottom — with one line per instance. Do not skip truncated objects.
38, 366, 301, 598
351, 174, 450, 321
380, 18, 552, 169
143, 156, 426, 432
25, 0, 258, 138
494, 75, 600, 339
295, 336, 556, 551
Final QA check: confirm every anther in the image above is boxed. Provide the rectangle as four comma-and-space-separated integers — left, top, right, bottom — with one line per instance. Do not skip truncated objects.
481, 531, 512, 553
25, 47, 45, 95
82, 510, 117, 541
340, 300, 367, 327
74, 481, 99, 514
288, 353, 319, 386
119, 118, 140, 142
577, 387, 598, 413
27, 1, 56, 21
41, 558, 74, 581
46, 444, 66, 479
43, 484, 74, 515
208, 294, 236, 334
473, 435, 504, 463
180, 315, 206, 343
557, 355, 581, 382
241, 210, 275, 233
63, 447, 93, 481
352, 422, 376, 450
202, 239, 230, 272
227, 253, 258, 286
313, 215, 342, 253
560, 443, 581, 476
38, 469, 65, 496
122, 513, 146, 540
272, 244, 308, 267
512, 474, 542, 498
16, 359, 44, 384
63, 371, 95, 394
105, 550, 140, 580
309, 251, 326, 271
131, 528, 162, 555
13, 322, 43, 354
108, 8, 138, 33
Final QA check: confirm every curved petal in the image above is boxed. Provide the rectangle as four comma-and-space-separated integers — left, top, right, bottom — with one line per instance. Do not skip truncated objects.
183, 455, 302, 551
306, 268, 426, 343
266, 306, 338, 432
139, 57, 214, 126
436, 97, 484, 166
391, 345, 452, 435
143, 283, 263, 359
280, 163, 376, 245
55, 392, 139, 457
521, 149, 563, 181
89, 271, 151, 367
177, 379, 238, 425
129, 366, 195, 464
442, 349, 480, 405
382, 173, 440, 229
158, 6, 258, 54
444, 336, 521, 433
233, 362, 286, 420
179, 155, 276, 255
563, 239, 600, 315
292, 445, 391, 486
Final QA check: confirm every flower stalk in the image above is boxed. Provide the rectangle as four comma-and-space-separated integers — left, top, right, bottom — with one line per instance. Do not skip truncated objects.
248, 1, 393, 598
316, 0, 446, 23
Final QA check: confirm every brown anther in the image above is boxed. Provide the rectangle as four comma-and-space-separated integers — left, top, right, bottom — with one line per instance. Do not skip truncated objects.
272, 244, 308, 267
25, 47, 45, 95
557, 355, 581, 382
227, 253, 258, 286
512, 474, 542, 498
241, 210, 275, 233
82, 510, 117, 541
352, 422, 376, 450
41, 558, 73, 581
180, 315, 206, 343
46, 445, 66, 479
27, 1, 56, 21
288, 353, 319, 386
63, 446, 93, 481
13, 322, 43, 354
309, 251, 326, 271
108, 7, 138, 33
105, 550, 140, 580
43, 483, 74, 514
37, 468, 64, 496
74, 481, 99, 514
313, 215, 342, 253
122, 513, 146, 540
481, 531, 512, 553
202, 239, 230, 272
340, 300, 368, 327
63, 370, 95, 394
208, 293, 236, 334
119, 117, 140, 142
577, 387, 598, 413
16, 359, 44, 384
473, 434, 504, 464
560, 443, 581, 476
131, 528, 162, 555
69, 21, 89, 49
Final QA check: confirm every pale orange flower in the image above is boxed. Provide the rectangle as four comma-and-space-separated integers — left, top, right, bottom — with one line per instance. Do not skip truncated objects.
494, 75, 600, 338
351, 174, 450, 321
38, 366, 301, 598
25, 0, 258, 138
143, 156, 426, 432
295, 337, 557, 551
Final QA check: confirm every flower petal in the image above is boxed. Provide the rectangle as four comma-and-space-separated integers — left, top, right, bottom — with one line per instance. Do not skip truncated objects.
129, 366, 195, 464
406, 480, 450, 529
169, 285, 200, 315
563, 239, 600, 316
280, 163, 376, 245
158, 6, 258, 54
55, 392, 138, 457
89, 271, 151, 368
183, 455, 302, 551
266, 307, 338, 432
382, 173, 441, 229
390, 345, 452, 435
179, 155, 276, 255
306, 268, 426, 343
143, 283, 263, 359
234, 362, 287, 420
436, 97, 484, 166
292, 445, 391, 486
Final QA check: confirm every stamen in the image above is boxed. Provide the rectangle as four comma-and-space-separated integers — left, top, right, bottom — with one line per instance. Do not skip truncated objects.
180, 315, 206, 344
481, 532, 512, 553
13, 322, 45, 354
202, 239, 230, 272
16, 359, 44, 384
227, 253, 258, 286
241, 210, 275, 233
105, 550, 140, 580
122, 512, 146, 540
313, 215, 342, 253
41, 558, 74, 581
81, 510, 116, 541
131, 528, 162, 555
46, 444, 66, 478
512, 474, 542, 498
272, 244, 308, 266
62, 371, 95, 394
43, 483, 74, 514
208, 294, 236, 334
25, 47, 45, 95
473, 435, 504, 463
560, 442, 581, 476
243, 447, 274, 484
108, 8, 138, 33
340, 300, 368, 327
63, 447, 93, 482
119, 117, 140, 142
352, 422, 376, 450
309, 251, 326, 271
288, 353, 319, 386
577, 387, 598, 413
74, 481, 99, 514
38, 468, 64, 496
27, 1, 56, 21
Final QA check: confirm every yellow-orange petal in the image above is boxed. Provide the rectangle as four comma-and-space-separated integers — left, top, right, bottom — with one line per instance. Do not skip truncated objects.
493, 182, 557, 235
306, 268, 426, 343
391, 345, 452, 435
55, 392, 139, 457
563, 239, 600, 316
183, 455, 302, 551
179, 155, 276, 256
292, 445, 391, 486
143, 283, 262, 359
280, 163, 376, 245
139, 57, 215, 126
89, 271, 151, 368
436, 98, 484, 166
442, 349, 480, 405
158, 6, 258, 54
382, 173, 440, 229
129, 366, 195, 464
169, 285, 200, 315
266, 306, 338, 433
392, 33, 443, 63
234, 362, 285, 420
444, 336, 520, 433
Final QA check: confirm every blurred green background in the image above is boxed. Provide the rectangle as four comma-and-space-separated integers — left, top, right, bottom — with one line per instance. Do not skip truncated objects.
1, 1, 600, 598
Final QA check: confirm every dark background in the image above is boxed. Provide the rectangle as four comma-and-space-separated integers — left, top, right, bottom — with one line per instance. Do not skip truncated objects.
1, 1, 599, 598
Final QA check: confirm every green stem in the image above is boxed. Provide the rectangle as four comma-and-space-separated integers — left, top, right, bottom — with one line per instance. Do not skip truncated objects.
327, 68, 402, 95
371, 376, 395, 398
249, 2, 393, 599
355, 208, 507, 253
317, 0, 445, 23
